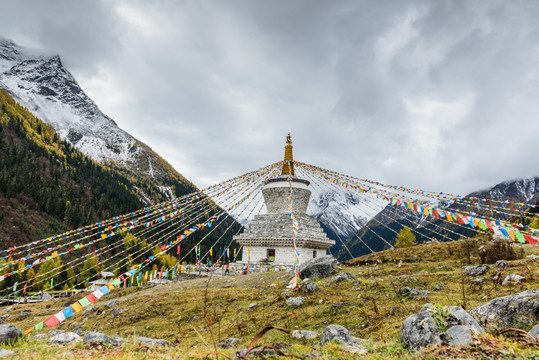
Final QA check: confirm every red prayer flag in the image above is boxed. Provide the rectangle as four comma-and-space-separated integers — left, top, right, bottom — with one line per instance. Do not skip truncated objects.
86, 294, 97, 303
44, 316, 61, 327
524, 235, 537, 245
177, 244, 181, 255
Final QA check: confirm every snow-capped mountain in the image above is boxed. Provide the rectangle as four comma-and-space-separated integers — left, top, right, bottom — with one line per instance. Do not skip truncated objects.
308, 189, 386, 240
0, 37, 195, 199
470, 177, 539, 203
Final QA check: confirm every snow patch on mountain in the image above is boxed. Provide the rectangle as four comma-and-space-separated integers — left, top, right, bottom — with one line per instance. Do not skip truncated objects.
308, 188, 387, 239
0, 37, 192, 201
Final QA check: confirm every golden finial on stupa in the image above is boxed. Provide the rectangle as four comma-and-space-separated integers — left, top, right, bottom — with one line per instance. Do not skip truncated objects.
281, 133, 294, 176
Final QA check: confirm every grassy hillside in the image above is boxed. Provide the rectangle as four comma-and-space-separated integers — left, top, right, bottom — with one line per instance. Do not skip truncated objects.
2, 237, 538, 359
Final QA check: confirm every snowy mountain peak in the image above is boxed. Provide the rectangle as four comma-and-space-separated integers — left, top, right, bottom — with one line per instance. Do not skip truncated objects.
0, 37, 195, 199
471, 177, 539, 203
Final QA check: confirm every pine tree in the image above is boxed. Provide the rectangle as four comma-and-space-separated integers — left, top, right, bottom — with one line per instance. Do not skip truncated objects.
395, 226, 416, 248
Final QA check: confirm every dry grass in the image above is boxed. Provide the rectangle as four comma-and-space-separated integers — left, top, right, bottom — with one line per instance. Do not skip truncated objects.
3, 237, 539, 359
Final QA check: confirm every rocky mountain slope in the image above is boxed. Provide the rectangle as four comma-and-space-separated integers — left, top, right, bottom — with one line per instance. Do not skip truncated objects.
0, 37, 195, 201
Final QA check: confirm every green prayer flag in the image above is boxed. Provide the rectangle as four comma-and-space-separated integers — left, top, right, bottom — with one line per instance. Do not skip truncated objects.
515, 231, 526, 244
111, 278, 121, 286
35, 322, 44, 330
78, 297, 92, 308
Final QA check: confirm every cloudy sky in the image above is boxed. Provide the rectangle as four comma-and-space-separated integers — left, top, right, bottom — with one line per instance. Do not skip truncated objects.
1, 0, 538, 195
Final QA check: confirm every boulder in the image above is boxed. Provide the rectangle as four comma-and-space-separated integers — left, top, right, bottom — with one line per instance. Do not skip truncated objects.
0, 325, 22, 345
470, 290, 539, 333
329, 272, 356, 284
286, 297, 306, 307
235, 348, 277, 358
529, 324, 539, 339
72, 327, 84, 337
399, 287, 430, 297
135, 336, 173, 347
495, 260, 509, 267
33, 334, 48, 340
83, 331, 122, 346
462, 264, 489, 277
0, 349, 14, 357
104, 299, 119, 308
296, 256, 338, 279
319, 325, 367, 355
49, 332, 81, 345
446, 306, 484, 335
218, 337, 241, 348
433, 284, 444, 291
400, 307, 442, 350
111, 308, 125, 318
292, 330, 319, 340
48, 329, 66, 337
446, 325, 472, 346
470, 278, 485, 284
18, 311, 31, 319
248, 303, 257, 311
303, 282, 318, 294
502, 274, 525, 285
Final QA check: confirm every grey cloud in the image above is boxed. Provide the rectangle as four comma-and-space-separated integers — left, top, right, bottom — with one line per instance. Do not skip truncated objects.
1, 0, 538, 195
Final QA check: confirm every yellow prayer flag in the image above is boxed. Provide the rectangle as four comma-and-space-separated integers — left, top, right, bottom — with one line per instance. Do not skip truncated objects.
51, 251, 58, 258
101, 234, 107, 240
106, 283, 114, 290
71, 302, 83, 313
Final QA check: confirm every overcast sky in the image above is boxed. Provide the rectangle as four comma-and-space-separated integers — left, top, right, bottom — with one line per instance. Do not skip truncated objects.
1, 0, 538, 195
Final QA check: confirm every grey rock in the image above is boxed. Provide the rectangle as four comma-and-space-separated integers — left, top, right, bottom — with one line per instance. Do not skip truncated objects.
502, 274, 525, 285
0, 349, 14, 357
303, 282, 318, 294
433, 284, 444, 291
104, 299, 120, 308
0, 325, 22, 345
319, 325, 368, 355
33, 333, 48, 340
0, 315, 8, 320
400, 306, 442, 350
189, 315, 200, 322
447, 306, 485, 335
83, 331, 122, 346
18, 310, 31, 319
286, 297, 306, 307
111, 308, 125, 317
339, 341, 369, 355
330, 272, 356, 284
529, 324, 539, 338
399, 287, 430, 297
49, 332, 81, 345
292, 330, 319, 339
471, 290, 539, 333
527, 254, 539, 260
296, 256, 338, 279
320, 324, 354, 345
495, 260, 508, 267
82, 305, 95, 316
248, 303, 257, 311
48, 329, 66, 336
135, 336, 173, 347
72, 327, 84, 337
113, 335, 123, 344
462, 264, 489, 277
446, 325, 472, 346
470, 278, 485, 284
235, 348, 277, 358
218, 337, 241, 348
302, 278, 311, 285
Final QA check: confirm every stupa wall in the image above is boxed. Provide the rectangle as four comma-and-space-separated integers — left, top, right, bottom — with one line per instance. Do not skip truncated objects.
263, 184, 311, 214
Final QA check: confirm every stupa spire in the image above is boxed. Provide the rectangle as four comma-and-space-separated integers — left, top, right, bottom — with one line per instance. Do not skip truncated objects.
281, 133, 294, 176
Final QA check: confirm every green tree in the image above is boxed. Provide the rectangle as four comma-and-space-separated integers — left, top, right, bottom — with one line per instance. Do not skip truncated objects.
395, 226, 416, 248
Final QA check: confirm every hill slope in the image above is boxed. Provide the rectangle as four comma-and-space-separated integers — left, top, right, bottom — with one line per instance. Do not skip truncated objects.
2, 237, 538, 359
0, 37, 196, 201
